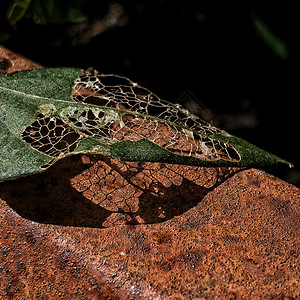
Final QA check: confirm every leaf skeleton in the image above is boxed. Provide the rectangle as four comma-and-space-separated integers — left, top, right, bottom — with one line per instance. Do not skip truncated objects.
0, 67, 293, 182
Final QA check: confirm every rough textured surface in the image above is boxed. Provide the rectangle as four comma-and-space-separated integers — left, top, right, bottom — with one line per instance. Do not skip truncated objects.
0, 45, 299, 299
0, 45, 42, 73
0, 169, 299, 299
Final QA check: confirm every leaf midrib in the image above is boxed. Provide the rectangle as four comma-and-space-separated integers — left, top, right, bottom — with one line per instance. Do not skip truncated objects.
0, 85, 74, 104
0, 84, 215, 140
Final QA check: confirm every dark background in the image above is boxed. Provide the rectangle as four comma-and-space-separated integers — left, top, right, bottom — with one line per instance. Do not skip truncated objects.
1, 1, 299, 186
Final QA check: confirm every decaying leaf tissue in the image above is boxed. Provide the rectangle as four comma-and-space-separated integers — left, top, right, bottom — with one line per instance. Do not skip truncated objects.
0, 68, 292, 183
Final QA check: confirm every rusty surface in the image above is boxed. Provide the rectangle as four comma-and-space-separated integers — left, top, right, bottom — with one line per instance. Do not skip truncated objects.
0, 45, 42, 73
0, 45, 299, 299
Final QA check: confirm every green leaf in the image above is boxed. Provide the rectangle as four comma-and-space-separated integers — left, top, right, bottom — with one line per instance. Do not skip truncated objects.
7, 0, 86, 25
31, 0, 54, 24
7, 0, 33, 25
0, 68, 293, 182
252, 13, 289, 60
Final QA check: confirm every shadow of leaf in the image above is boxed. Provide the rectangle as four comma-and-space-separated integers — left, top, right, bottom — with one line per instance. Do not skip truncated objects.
0, 155, 240, 228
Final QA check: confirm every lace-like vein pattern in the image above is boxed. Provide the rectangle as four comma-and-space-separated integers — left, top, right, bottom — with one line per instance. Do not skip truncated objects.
21, 117, 82, 157
21, 69, 240, 162
73, 71, 218, 134
71, 70, 240, 161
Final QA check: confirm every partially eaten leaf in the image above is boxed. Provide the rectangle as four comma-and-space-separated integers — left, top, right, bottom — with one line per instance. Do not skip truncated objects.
0, 68, 292, 182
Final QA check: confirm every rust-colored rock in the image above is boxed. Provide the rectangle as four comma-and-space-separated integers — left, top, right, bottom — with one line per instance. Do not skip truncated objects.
0, 45, 299, 299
